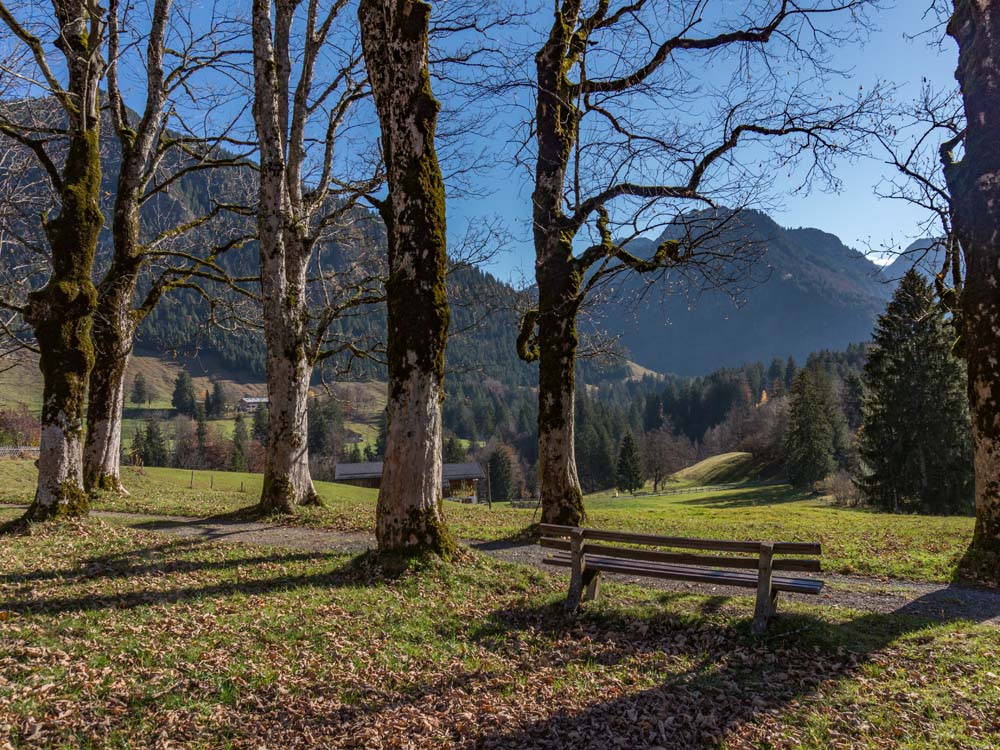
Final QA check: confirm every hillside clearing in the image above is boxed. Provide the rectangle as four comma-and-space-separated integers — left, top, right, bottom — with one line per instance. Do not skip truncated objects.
673, 452, 771, 486
0, 461, 978, 582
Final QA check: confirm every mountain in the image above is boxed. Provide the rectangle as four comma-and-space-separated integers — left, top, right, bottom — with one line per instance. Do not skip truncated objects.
878, 238, 950, 283
2, 105, 915, 382
591, 210, 895, 376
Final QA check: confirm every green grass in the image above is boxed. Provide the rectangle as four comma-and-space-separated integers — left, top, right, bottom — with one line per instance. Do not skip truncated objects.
673, 451, 770, 485
0, 520, 996, 749
0, 460, 978, 582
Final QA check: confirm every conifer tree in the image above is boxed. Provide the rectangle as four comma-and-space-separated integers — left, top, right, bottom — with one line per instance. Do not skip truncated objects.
172, 373, 196, 417
616, 432, 644, 495
252, 407, 269, 448
211, 382, 227, 419
785, 370, 837, 489
195, 406, 208, 461
141, 420, 168, 467
444, 437, 466, 464
131, 374, 149, 406
488, 447, 515, 502
231, 414, 249, 473
858, 270, 972, 513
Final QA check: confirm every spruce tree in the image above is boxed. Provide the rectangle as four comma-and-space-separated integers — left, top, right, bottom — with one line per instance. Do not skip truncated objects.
858, 270, 972, 513
488, 447, 515, 502
616, 432, 644, 495
785, 370, 837, 489
252, 406, 269, 447
231, 415, 249, 472
172, 372, 197, 417
195, 406, 208, 461
211, 382, 227, 418
444, 436, 466, 463
131, 374, 149, 406
142, 420, 169, 468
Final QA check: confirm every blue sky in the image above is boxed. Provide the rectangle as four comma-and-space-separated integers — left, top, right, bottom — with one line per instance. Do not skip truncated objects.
447, 2, 959, 283
99, 1, 958, 285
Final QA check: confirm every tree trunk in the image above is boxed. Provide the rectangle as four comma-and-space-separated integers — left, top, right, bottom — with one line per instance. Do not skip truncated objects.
948, 0, 1000, 561
360, 0, 454, 558
260, 326, 318, 512
252, 0, 319, 514
529, 7, 586, 526
535, 245, 586, 526
83, 0, 171, 495
83, 329, 131, 493
23, 131, 102, 521
83, 234, 141, 494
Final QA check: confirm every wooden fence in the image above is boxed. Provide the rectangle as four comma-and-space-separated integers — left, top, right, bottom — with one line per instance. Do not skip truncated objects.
0, 446, 39, 459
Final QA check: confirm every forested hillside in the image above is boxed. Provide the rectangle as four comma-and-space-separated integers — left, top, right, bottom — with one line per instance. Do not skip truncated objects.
596, 210, 895, 375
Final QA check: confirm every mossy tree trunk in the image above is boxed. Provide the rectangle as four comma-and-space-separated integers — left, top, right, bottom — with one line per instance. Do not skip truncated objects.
83, 263, 137, 493
83, 0, 172, 495
16, 1, 106, 521
947, 0, 1000, 562
518, 1, 860, 527
359, 0, 454, 558
521, 4, 587, 527
534, 240, 587, 526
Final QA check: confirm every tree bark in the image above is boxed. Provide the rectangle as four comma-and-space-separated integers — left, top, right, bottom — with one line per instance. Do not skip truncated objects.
20, 3, 104, 521
948, 0, 1000, 561
535, 247, 587, 526
525, 5, 587, 526
251, 0, 319, 514
83, 195, 141, 493
83, 305, 133, 493
82, 0, 171, 495
359, 0, 454, 558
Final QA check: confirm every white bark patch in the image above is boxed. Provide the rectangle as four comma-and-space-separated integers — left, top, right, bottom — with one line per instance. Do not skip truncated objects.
35, 416, 84, 509
376, 367, 446, 548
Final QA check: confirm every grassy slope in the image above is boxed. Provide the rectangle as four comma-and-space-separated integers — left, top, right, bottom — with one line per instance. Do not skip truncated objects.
673, 451, 771, 485
1, 353, 386, 448
0, 461, 976, 582
0, 519, 996, 749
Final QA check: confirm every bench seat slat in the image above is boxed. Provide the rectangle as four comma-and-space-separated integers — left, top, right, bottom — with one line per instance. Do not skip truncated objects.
543, 553, 824, 595
539, 538, 821, 573
537, 524, 820, 555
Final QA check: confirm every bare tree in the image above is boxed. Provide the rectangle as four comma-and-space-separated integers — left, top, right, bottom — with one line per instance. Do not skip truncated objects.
643, 426, 696, 491
512, 0, 883, 526
252, 0, 382, 514
83, 0, 251, 494
0, 0, 106, 521
870, 84, 964, 303
359, 0, 454, 557
942, 0, 1000, 564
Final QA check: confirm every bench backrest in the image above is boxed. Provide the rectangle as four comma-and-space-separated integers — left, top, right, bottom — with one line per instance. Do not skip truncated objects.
538, 523, 821, 572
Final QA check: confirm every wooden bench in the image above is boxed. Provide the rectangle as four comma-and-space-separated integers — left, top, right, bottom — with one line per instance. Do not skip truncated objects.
539, 524, 823, 634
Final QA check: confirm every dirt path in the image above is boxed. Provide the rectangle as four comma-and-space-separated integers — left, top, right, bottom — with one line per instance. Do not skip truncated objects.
5, 505, 999, 625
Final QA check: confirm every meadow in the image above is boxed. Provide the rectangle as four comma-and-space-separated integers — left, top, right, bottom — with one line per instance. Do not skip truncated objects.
0, 512, 996, 749
0, 459, 977, 582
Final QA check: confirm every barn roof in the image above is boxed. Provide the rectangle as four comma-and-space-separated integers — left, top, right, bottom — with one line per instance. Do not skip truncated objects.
334, 461, 486, 481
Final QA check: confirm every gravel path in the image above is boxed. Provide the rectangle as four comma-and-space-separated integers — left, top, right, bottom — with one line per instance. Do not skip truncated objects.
5, 505, 999, 625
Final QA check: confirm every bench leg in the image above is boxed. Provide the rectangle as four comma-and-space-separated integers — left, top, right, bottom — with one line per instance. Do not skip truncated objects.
565, 530, 585, 613
583, 570, 602, 603
753, 542, 775, 635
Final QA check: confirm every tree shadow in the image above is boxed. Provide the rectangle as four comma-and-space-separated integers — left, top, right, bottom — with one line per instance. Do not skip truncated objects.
468, 584, 1000, 748
0, 538, 373, 616
675, 485, 813, 508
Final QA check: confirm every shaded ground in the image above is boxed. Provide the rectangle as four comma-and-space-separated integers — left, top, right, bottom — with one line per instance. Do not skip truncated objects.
5, 504, 994, 626
2, 518, 998, 750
